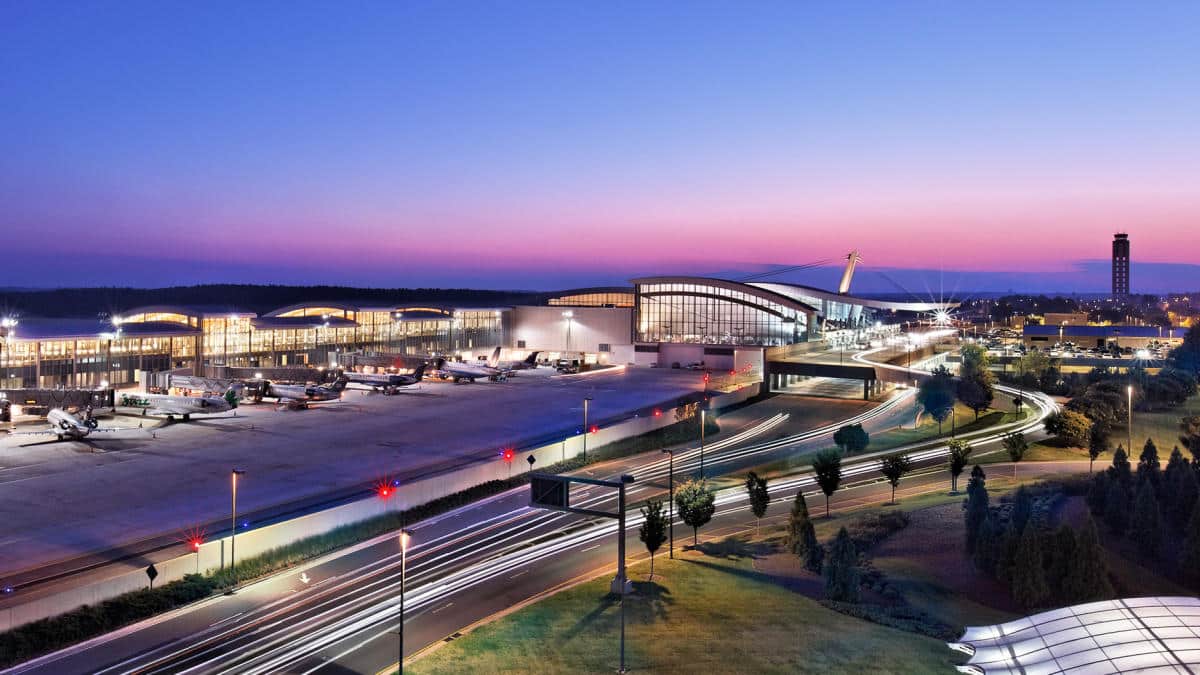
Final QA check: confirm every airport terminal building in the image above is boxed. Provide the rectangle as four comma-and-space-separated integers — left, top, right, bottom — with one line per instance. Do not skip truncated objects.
0, 277, 954, 390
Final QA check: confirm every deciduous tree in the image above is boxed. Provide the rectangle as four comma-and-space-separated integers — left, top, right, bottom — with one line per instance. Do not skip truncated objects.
1003, 432, 1028, 462
675, 479, 716, 547
948, 439, 972, 493
1044, 409, 1091, 448
812, 449, 843, 518
879, 454, 913, 504
638, 499, 668, 579
745, 472, 769, 535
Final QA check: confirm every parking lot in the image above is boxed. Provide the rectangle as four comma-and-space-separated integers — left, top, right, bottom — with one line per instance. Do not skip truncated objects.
0, 366, 706, 578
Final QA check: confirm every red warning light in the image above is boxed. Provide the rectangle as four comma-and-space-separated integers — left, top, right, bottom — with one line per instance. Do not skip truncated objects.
653, 409, 662, 417
501, 448, 515, 462
374, 479, 394, 499
590, 425, 598, 434
191, 539, 202, 551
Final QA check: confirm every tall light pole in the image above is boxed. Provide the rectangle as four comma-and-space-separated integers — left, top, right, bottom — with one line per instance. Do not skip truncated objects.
699, 408, 707, 479
397, 528, 412, 674
229, 468, 246, 591
661, 448, 674, 559
562, 310, 574, 355
582, 396, 592, 462
1127, 385, 1133, 454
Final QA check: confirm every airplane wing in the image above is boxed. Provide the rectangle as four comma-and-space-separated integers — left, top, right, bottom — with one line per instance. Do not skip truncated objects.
5, 428, 58, 436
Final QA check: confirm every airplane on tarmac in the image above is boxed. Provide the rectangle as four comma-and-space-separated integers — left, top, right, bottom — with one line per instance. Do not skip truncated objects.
344, 364, 427, 395
252, 378, 347, 409
432, 358, 505, 383
117, 390, 239, 421
484, 348, 540, 373
6, 407, 144, 444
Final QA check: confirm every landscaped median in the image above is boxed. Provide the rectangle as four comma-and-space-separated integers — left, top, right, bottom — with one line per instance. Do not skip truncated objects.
406, 546, 955, 675
0, 413, 721, 669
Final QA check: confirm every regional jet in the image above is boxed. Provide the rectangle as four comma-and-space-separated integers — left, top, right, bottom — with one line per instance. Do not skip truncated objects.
432, 358, 505, 383
345, 364, 427, 395
7, 407, 142, 443
486, 348, 540, 373
117, 390, 238, 421
254, 378, 346, 409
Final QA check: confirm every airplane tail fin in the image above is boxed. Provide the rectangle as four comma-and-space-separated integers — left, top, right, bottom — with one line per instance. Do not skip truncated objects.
411, 363, 427, 380
328, 377, 348, 393
524, 351, 540, 365
488, 346, 501, 368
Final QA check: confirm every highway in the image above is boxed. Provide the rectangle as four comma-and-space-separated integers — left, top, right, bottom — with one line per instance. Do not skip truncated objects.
5, 354, 1058, 675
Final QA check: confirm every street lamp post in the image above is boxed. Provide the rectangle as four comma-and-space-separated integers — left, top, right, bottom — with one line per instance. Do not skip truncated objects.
661, 448, 674, 559
699, 408, 707, 479
229, 468, 246, 591
582, 396, 592, 461
562, 310, 574, 355
1127, 385, 1133, 455
397, 528, 412, 673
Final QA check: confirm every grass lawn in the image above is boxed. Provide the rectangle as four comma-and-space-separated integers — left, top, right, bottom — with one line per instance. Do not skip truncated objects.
408, 548, 957, 675
1130, 394, 1200, 455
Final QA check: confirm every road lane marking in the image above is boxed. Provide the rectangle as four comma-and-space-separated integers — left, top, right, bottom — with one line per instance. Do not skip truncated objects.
209, 611, 244, 627
432, 602, 454, 614
581, 544, 600, 552
509, 570, 528, 579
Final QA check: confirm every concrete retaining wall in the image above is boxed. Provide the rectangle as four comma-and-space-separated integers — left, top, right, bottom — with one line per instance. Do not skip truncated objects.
0, 391, 725, 632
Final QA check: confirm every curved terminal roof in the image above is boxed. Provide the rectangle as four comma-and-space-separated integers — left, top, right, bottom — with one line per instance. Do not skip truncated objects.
632, 276, 819, 315
632, 276, 955, 317
5, 317, 198, 340
748, 282, 958, 313
950, 597, 1200, 674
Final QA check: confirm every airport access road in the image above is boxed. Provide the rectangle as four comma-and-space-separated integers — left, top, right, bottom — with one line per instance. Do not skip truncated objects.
8, 385, 924, 675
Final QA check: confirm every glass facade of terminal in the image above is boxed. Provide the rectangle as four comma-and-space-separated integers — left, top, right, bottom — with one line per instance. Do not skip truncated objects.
634, 281, 813, 346
0, 306, 506, 389
548, 291, 635, 308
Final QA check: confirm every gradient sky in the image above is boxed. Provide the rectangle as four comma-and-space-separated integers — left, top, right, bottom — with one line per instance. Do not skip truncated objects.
2, 2, 1198, 292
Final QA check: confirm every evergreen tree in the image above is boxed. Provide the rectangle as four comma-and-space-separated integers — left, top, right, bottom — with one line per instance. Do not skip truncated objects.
1104, 480, 1130, 534
1086, 471, 1110, 516
996, 523, 1022, 587
1182, 501, 1200, 588
1131, 480, 1163, 556
1108, 445, 1132, 489
824, 527, 860, 603
973, 514, 1002, 576
1169, 451, 1200, 528
638, 499, 668, 580
1045, 525, 1078, 604
784, 490, 822, 572
964, 466, 990, 554
1137, 438, 1162, 491
1011, 524, 1049, 610
1010, 486, 1034, 534
1063, 515, 1114, 603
